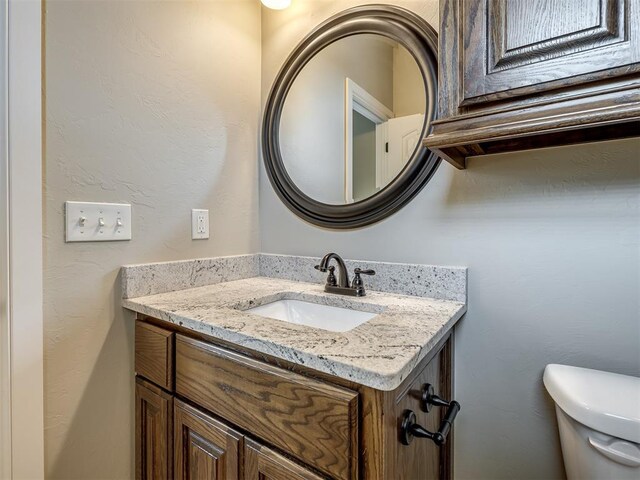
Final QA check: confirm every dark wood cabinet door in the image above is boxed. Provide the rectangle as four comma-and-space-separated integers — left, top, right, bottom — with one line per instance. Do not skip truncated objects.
382, 338, 453, 480
427, 0, 640, 168
174, 399, 242, 480
244, 439, 325, 480
461, 0, 639, 106
135, 378, 173, 480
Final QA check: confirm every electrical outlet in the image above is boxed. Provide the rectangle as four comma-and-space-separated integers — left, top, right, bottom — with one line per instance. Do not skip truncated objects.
191, 209, 209, 240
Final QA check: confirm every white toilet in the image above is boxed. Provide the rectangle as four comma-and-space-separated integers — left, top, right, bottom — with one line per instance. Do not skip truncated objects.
544, 364, 640, 480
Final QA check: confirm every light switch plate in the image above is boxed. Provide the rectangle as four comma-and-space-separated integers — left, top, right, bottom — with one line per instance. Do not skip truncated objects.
191, 209, 209, 240
65, 201, 132, 242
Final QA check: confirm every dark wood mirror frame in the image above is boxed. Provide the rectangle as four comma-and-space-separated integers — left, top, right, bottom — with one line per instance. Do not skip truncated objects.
262, 5, 440, 229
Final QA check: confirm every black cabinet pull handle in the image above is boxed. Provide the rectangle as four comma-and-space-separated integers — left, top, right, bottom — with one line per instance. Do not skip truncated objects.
400, 384, 460, 447
421, 383, 450, 412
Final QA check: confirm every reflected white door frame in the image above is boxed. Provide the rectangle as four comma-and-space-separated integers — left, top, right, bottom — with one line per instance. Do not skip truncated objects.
344, 78, 393, 203
1, 0, 44, 478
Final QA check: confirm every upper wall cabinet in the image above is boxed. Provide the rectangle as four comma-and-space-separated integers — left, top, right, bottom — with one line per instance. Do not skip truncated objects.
425, 0, 640, 168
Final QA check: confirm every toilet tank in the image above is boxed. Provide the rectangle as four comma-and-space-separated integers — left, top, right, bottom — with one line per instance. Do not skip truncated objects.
544, 364, 640, 480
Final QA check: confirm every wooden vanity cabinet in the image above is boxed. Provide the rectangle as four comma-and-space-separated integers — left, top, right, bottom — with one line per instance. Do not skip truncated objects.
174, 335, 359, 480
174, 400, 243, 480
135, 378, 173, 480
425, 0, 640, 168
135, 321, 174, 390
244, 439, 325, 480
134, 317, 454, 479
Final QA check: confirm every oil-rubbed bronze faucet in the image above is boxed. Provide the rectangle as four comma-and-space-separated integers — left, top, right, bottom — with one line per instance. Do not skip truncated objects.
314, 253, 375, 297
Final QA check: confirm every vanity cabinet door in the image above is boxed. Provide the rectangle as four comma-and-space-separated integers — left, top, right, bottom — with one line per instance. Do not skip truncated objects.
135, 378, 173, 480
244, 439, 325, 480
427, 0, 640, 168
460, 0, 639, 106
384, 338, 454, 480
388, 353, 444, 480
174, 399, 243, 480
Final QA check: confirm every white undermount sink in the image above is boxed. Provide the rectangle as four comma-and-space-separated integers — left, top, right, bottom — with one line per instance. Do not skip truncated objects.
246, 299, 378, 332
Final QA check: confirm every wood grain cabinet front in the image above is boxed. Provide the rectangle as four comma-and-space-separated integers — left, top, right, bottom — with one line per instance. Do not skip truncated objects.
244, 438, 325, 480
426, 0, 640, 168
135, 378, 173, 480
174, 400, 243, 480
135, 320, 174, 391
133, 316, 455, 480
174, 334, 359, 480
384, 341, 450, 480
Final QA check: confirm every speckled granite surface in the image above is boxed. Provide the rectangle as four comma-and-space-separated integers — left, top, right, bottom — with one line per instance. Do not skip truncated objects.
122, 254, 467, 302
259, 254, 466, 303
123, 276, 466, 391
121, 254, 259, 298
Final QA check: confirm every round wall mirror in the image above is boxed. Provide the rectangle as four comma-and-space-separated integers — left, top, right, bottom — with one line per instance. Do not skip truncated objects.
263, 5, 439, 228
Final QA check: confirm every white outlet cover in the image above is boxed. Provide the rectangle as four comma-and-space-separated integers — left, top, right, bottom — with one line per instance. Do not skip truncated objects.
191, 209, 209, 240
65, 201, 132, 242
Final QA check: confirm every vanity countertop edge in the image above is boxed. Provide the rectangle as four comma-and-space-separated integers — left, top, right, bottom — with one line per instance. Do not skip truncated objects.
123, 266, 467, 391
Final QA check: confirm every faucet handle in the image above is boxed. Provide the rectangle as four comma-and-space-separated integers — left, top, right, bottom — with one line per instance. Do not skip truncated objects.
354, 268, 376, 276
315, 264, 337, 286
352, 268, 375, 296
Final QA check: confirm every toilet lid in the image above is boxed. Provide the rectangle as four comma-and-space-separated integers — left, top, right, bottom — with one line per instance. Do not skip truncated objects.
544, 364, 640, 444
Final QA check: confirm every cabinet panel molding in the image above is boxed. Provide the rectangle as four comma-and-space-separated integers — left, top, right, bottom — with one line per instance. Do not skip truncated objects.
426, 0, 640, 168
244, 438, 325, 480
489, 0, 624, 72
135, 378, 173, 480
462, 0, 638, 104
174, 399, 242, 480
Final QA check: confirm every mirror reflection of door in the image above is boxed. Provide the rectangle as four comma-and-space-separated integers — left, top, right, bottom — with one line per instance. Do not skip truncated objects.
352, 113, 425, 202
352, 111, 378, 202
344, 78, 393, 203
385, 113, 424, 182
280, 34, 426, 205
345, 78, 425, 203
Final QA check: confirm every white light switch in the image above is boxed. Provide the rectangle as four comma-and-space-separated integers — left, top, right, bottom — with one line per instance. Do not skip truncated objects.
65, 201, 132, 242
191, 209, 209, 240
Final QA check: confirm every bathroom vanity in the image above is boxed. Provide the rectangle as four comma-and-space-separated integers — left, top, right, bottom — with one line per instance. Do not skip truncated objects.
122, 254, 467, 480
134, 317, 453, 480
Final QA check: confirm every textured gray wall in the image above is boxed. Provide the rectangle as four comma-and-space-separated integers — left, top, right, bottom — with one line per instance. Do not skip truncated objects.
44, 0, 261, 477
260, 2, 640, 479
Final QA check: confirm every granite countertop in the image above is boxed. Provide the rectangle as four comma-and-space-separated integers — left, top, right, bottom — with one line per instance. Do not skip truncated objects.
123, 275, 466, 391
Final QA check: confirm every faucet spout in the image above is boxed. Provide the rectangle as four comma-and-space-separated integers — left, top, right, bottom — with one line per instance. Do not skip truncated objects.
315, 253, 375, 297
317, 252, 350, 287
